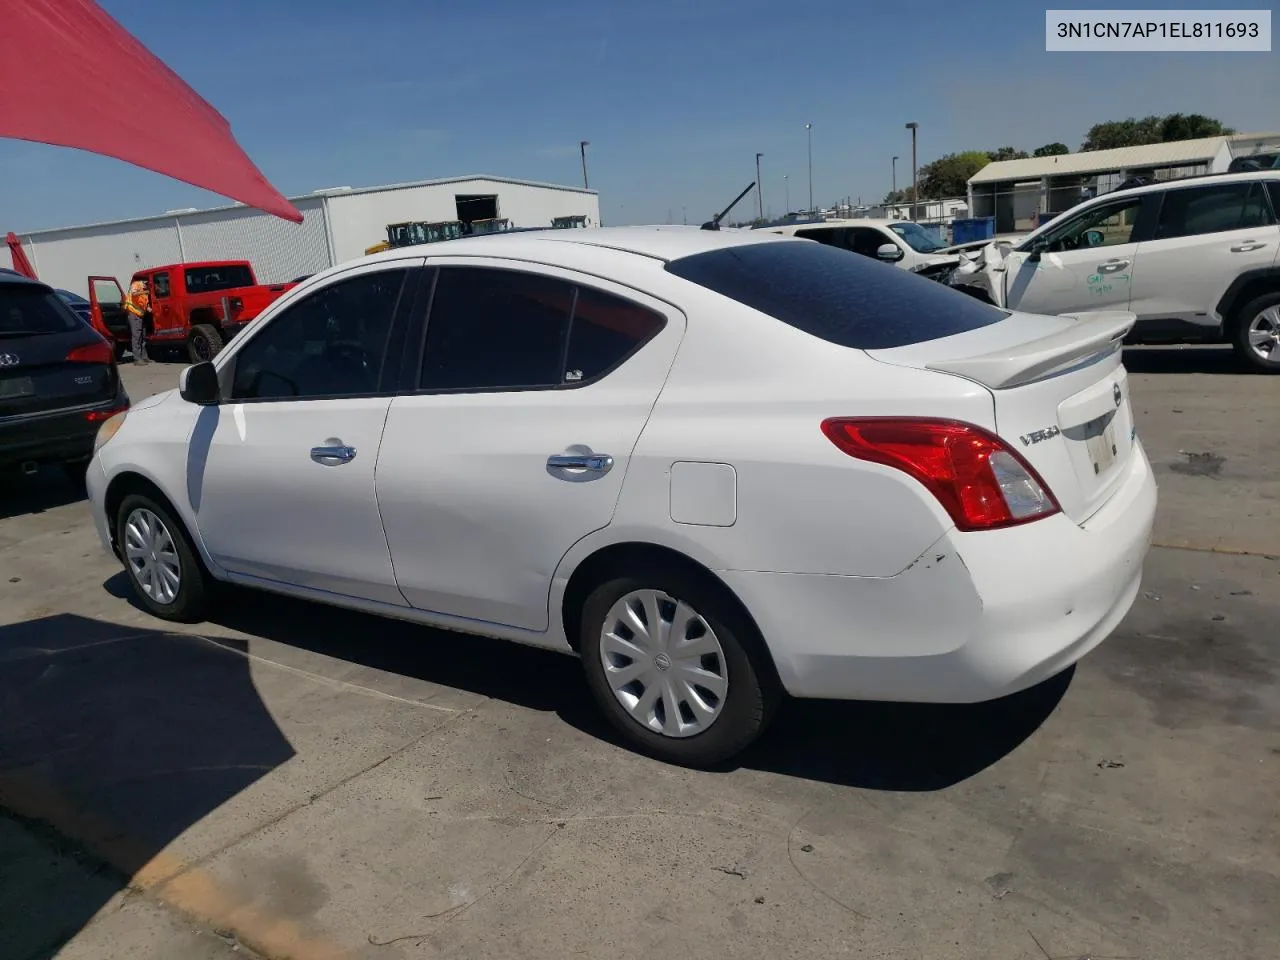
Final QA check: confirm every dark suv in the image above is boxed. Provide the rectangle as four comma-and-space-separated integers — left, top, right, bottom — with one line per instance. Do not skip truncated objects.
1, 273, 130, 475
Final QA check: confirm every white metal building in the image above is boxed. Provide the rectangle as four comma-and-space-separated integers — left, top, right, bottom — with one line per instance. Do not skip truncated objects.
967, 132, 1280, 234
13, 175, 600, 296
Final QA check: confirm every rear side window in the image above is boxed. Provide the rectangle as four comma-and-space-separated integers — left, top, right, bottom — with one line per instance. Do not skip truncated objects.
185, 264, 254, 293
0, 284, 81, 335
664, 241, 1005, 350
1155, 182, 1276, 239
419, 267, 666, 391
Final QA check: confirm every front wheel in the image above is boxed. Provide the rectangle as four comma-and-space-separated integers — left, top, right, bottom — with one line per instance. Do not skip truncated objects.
579, 571, 778, 766
115, 493, 213, 622
1231, 292, 1280, 373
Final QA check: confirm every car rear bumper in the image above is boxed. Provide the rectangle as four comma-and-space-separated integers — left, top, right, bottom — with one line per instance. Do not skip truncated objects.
0, 390, 128, 467
722, 440, 1157, 703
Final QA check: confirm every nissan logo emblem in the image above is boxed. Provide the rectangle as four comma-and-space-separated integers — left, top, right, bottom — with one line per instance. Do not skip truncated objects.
0, 353, 20, 368
1113, 383, 1122, 407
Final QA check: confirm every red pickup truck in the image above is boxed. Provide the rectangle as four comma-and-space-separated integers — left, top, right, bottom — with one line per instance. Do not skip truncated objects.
87, 260, 297, 363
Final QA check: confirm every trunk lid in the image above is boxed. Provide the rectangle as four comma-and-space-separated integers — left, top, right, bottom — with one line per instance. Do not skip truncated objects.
0, 328, 118, 418
867, 310, 1137, 524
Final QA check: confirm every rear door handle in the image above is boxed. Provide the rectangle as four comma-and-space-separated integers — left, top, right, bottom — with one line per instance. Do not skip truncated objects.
1230, 242, 1267, 253
310, 441, 357, 465
1097, 259, 1130, 273
547, 453, 613, 474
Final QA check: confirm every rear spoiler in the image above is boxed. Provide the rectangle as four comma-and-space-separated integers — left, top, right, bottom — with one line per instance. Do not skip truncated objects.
926, 311, 1135, 390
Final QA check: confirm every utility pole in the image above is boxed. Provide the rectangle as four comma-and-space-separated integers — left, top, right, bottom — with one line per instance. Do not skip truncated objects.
755, 152, 764, 221
892, 155, 898, 197
805, 123, 814, 213
905, 122, 918, 220
579, 140, 590, 189
783, 175, 789, 214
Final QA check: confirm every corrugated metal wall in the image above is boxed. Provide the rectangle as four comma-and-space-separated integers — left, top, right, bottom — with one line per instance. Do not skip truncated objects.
19, 197, 330, 297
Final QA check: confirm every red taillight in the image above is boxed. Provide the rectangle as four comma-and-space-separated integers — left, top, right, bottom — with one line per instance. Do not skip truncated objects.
820, 418, 1060, 531
66, 339, 114, 365
85, 403, 129, 422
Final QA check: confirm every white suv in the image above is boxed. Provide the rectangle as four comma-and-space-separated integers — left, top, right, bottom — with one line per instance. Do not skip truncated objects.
755, 219, 961, 282
954, 170, 1280, 372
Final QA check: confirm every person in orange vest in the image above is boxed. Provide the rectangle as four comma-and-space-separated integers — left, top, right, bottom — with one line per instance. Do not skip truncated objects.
123, 279, 151, 365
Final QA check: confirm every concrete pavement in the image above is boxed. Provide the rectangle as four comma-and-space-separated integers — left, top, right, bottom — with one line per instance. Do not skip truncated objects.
1, 347, 1277, 960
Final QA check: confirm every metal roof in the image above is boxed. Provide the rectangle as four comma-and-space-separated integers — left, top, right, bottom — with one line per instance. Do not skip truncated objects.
18, 174, 597, 238
968, 136, 1236, 185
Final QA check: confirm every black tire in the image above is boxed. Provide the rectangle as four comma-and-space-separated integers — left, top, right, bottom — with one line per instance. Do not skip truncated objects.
579, 568, 779, 767
1230, 291, 1280, 374
187, 324, 224, 364
115, 492, 213, 623
61, 459, 90, 486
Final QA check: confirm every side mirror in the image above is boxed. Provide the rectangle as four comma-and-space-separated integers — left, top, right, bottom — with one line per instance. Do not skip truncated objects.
1027, 240, 1049, 262
1083, 229, 1105, 248
876, 243, 905, 262
180, 361, 220, 405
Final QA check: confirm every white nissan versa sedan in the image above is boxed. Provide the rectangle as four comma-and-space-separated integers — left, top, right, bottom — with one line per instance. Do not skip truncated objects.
86, 226, 1156, 766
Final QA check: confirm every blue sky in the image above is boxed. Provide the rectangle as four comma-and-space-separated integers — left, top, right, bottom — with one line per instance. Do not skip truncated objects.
2, 0, 1274, 231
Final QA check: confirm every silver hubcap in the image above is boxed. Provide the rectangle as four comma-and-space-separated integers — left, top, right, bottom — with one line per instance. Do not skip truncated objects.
1247, 306, 1280, 362
599, 589, 728, 738
124, 507, 181, 605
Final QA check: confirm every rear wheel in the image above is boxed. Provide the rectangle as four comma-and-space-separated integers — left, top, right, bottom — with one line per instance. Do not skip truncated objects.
579, 569, 778, 766
115, 493, 213, 622
1231, 292, 1280, 373
187, 324, 224, 363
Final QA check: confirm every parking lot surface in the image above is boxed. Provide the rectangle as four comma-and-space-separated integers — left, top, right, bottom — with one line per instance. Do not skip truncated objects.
2, 348, 1278, 960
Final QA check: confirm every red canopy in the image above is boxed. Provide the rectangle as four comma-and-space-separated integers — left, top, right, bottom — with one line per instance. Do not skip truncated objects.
0, 0, 302, 223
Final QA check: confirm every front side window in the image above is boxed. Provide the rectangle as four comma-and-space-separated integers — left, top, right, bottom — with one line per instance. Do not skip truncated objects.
1034, 196, 1145, 252
230, 269, 407, 400
889, 222, 946, 253
795, 227, 846, 249
1155, 182, 1276, 240
846, 228, 897, 258
152, 272, 171, 299
418, 267, 666, 391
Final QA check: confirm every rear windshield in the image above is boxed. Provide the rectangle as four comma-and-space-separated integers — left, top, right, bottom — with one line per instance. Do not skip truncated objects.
0, 284, 82, 336
184, 264, 254, 293
664, 240, 1006, 349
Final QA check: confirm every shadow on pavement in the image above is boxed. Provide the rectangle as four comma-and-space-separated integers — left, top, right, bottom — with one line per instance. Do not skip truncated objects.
0, 614, 294, 959
0, 465, 87, 521
172, 579, 1068, 793
1123, 345, 1245, 375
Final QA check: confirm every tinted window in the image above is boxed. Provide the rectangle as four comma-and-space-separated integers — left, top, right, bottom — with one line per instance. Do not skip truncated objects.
1037, 196, 1144, 251
230, 269, 406, 400
665, 241, 1006, 350
848, 227, 895, 258
1155, 183, 1275, 239
564, 286, 665, 382
795, 227, 845, 247
186, 264, 255, 293
0, 284, 81, 336
152, 272, 171, 298
1270, 182, 1280, 219
420, 267, 573, 390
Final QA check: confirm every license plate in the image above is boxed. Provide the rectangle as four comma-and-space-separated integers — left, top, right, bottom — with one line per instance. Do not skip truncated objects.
0, 376, 33, 399
1084, 415, 1117, 476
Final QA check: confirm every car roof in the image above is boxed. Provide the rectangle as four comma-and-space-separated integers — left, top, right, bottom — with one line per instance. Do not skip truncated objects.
1103, 168, 1280, 198
0, 270, 51, 291
757, 219, 909, 234
359, 224, 799, 267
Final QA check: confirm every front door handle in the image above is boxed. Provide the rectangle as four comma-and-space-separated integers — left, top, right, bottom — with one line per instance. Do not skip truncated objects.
310, 441, 357, 465
547, 453, 613, 474
1097, 259, 1130, 273
1230, 242, 1267, 253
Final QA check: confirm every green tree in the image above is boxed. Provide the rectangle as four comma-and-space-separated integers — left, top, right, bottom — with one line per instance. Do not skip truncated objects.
987, 146, 1029, 162
1081, 114, 1234, 151
917, 150, 991, 198
1033, 142, 1070, 157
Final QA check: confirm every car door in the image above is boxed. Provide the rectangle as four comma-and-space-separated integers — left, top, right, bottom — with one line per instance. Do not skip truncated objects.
87, 275, 125, 341
149, 270, 176, 337
187, 259, 422, 604
1129, 180, 1279, 336
375, 260, 683, 631
1001, 192, 1150, 316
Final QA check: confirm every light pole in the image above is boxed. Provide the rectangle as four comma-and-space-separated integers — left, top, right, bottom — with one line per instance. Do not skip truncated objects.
805, 123, 814, 213
755, 152, 764, 221
905, 122, 918, 220
783, 175, 789, 215
579, 140, 590, 190
892, 155, 898, 197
